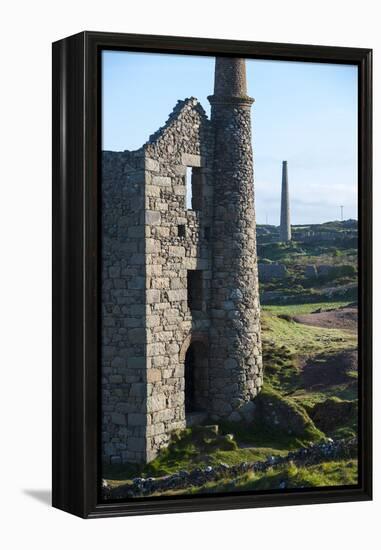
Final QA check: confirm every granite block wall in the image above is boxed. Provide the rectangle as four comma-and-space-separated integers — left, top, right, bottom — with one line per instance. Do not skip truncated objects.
101, 58, 263, 465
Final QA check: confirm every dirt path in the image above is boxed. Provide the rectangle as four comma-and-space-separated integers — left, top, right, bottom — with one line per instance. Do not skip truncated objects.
293, 306, 357, 331
301, 349, 357, 389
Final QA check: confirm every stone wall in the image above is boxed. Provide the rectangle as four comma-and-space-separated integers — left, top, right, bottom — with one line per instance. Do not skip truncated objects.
258, 263, 288, 282
102, 98, 214, 464
103, 438, 357, 499
143, 98, 214, 461
304, 264, 356, 279
102, 150, 147, 464
304, 264, 318, 279
101, 59, 263, 465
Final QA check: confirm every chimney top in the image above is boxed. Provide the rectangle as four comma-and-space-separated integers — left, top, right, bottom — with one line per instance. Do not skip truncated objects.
208, 57, 254, 107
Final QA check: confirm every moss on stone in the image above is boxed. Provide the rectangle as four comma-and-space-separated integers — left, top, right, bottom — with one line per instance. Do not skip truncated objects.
309, 397, 358, 437
254, 385, 325, 442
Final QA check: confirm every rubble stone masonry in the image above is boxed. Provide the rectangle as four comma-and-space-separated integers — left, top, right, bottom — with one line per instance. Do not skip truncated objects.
102, 58, 263, 465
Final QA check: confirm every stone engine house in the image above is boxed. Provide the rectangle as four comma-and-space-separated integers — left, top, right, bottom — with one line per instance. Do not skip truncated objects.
102, 58, 263, 464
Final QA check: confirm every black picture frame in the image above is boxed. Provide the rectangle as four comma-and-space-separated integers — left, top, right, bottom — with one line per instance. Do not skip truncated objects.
52, 31, 372, 519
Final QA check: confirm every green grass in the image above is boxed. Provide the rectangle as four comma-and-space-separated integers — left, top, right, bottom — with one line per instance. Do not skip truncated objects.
145, 426, 257, 475
260, 309, 357, 409
257, 240, 357, 265
254, 384, 325, 443
292, 383, 358, 409
153, 460, 358, 496
219, 419, 307, 450
262, 301, 352, 316
226, 459, 358, 491
308, 397, 358, 439
103, 388, 326, 487
103, 425, 300, 485
261, 311, 357, 357
211, 446, 288, 466
261, 341, 301, 394
104, 301, 358, 494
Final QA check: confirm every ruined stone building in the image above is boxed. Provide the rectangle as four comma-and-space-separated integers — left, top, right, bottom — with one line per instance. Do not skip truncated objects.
102, 58, 263, 465
280, 160, 292, 242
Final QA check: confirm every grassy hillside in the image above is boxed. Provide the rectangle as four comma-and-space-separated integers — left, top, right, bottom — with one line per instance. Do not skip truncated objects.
257, 220, 358, 305
103, 220, 358, 497
104, 301, 358, 495
152, 460, 358, 496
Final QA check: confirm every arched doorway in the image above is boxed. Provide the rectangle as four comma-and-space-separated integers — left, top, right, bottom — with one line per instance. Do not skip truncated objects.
184, 340, 209, 414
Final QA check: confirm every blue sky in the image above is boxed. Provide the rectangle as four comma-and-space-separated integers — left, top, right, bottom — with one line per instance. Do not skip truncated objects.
102, 51, 358, 225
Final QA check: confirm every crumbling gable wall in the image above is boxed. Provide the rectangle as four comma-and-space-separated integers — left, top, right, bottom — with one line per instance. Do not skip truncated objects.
143, 98, 214, 461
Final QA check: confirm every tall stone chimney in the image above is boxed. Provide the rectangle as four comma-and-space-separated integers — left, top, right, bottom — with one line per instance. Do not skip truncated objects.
207, 58, 263, 422
280, 160, 291, 242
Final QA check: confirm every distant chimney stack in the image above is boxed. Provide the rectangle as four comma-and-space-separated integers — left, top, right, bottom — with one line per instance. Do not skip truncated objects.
280, 160, 291, 242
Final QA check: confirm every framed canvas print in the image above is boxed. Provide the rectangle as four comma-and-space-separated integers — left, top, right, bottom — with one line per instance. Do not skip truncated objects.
52, 31, 372, 518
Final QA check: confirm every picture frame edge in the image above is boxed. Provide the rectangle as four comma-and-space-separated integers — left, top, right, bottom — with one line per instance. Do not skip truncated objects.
52, 31, 373, 519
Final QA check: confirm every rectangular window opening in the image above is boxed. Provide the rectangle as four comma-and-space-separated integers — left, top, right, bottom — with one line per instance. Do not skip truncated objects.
178, 224, 186, 238
186, 167, 203, 210
187, 270, 203, 311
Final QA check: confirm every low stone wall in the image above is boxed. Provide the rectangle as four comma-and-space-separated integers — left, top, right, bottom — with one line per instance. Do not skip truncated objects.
304, 264, 356, 279
102, 438, 357, 499
261, 282, 357, 305
304, 265, 318, 278
258, 263, 288, 282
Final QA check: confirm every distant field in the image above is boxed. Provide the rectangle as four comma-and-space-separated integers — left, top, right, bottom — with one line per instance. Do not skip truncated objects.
261, 310, 357, 357
262, 301, 352, 316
